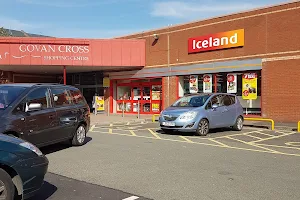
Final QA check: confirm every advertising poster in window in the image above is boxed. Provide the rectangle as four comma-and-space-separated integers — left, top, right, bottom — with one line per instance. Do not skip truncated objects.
227, 73, 237, 93
95, 96, 105, 111
242, 73, 257, 100
152, 103, 160, 112
189, 75, 198, 93
152, 85, 162, 100
203, 74, 212, 93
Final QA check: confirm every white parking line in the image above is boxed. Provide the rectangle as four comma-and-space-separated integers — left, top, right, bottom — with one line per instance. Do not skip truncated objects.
122, 196, 139, 200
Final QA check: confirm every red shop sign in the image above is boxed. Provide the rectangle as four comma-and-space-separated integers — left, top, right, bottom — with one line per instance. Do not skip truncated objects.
203, 75, 211, 82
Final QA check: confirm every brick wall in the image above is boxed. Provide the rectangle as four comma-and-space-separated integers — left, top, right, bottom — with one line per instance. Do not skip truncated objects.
162, 76, 178, 109
118, 2, 300, 68
262, 58, 300, 122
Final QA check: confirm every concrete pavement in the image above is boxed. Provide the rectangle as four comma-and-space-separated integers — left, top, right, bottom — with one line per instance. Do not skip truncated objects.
42, 121, 300, 200
29, 173, 151, 200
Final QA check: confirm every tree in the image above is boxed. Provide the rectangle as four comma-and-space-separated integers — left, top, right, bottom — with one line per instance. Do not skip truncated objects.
0, 27, 10, 37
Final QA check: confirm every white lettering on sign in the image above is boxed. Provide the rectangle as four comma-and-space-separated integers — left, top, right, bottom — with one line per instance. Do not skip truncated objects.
19, 45, 90, 54
192, 33, 238, 50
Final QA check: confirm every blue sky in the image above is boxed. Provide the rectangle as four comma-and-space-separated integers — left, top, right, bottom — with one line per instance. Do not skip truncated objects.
0, 0, 289, 38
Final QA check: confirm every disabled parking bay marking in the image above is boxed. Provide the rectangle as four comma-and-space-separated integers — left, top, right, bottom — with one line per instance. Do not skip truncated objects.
122, 196, 139, 200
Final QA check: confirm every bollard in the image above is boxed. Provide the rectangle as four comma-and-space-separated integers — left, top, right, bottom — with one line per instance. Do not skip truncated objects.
122, 101, 125, 117
137, 100, 140, 119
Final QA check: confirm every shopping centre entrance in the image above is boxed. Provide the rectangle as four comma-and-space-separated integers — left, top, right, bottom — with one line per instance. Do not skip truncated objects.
116, 78, 162, 114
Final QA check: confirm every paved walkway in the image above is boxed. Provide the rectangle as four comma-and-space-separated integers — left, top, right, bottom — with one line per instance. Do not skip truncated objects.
91, 113, 298, 131
90, 113, 150, 125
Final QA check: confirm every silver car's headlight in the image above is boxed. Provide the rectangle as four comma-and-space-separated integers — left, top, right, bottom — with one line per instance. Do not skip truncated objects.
179, 111, 197, 120
19, 142, 43, 156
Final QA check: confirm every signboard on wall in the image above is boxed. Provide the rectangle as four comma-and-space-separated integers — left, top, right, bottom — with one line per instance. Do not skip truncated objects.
188, 29, 244, 54
189, 75, 198, 93
242, 73, 257, 100
103, 77, 110, 87
227, 73, 237, 93
203, 74, 212, 93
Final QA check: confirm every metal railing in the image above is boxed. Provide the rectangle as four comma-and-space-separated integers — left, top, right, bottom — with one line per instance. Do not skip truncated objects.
244, 117, 275, 130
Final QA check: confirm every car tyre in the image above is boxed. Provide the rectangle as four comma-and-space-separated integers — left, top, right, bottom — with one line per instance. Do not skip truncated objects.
196, 119, 209, 136
161, 129, 173, 134
0, 168, 15, 200
72, 125, 86, 146
233, 116, 244, 131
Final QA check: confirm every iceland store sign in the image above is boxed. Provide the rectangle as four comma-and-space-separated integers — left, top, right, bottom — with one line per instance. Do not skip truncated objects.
188, 29, 244, 53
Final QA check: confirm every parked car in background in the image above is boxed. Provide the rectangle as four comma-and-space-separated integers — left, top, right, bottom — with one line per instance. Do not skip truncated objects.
0, 83, 90, 147
0, 134, 48, 200
159, 93, 244, 136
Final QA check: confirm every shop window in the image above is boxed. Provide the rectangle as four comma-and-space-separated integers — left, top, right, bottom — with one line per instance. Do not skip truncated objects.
117, 86, 131, 100
179, 70, 261, 115
181, 74, 216, 96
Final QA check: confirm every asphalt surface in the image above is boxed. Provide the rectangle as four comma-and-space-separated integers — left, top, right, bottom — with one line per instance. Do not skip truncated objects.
40, 121, 300, 200
29, 173, 150, 200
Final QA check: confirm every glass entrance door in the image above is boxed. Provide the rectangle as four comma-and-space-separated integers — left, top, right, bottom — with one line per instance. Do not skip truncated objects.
140, 86, 151, 114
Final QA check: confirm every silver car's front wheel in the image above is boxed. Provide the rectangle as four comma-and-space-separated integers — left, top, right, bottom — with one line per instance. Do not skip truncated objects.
233, 116, 243, 131
196, 119, 209, 136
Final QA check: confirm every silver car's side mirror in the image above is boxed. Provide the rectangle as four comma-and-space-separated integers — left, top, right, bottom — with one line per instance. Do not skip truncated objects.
212, 104, 219, 110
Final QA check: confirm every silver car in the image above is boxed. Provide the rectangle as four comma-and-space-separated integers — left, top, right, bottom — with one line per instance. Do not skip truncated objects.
159, 93, 244, 136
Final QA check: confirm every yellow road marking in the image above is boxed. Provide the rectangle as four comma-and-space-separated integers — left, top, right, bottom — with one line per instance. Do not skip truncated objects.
109, 129, 113, 134
129, 130, 137, 136
212, 130, 258, 139
90, 125, 96, 132
252, 132, 295, 143
259, 143, 300, 150
148, 129, 162, 139
285, 142, 300, 147
252, 131, 275, 137
226, 136, 281, 153
93, 130, 300, 157
110, 124, 113, 127
208, 138, 229, 147
243, 134, 262, 140
179, 136, 194, 143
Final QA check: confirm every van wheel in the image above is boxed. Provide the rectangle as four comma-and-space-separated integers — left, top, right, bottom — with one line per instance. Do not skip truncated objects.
196, 119, 209, 136
72, 125, 86, 146
0, 168, 15, 200
233, 116, 243, 131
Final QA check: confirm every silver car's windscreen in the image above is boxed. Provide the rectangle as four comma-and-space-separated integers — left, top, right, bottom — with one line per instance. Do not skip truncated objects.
171, 95, 211, 107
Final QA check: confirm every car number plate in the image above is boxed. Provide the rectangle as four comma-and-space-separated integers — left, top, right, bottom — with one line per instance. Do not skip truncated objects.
162, 122, 175, 126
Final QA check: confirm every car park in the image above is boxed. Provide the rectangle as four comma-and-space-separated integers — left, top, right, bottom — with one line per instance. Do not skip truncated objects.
0, 83, 90, 147
0, 134, 48, 200
159, 93, 244, 136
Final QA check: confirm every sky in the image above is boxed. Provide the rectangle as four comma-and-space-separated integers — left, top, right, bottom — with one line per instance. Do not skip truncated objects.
0, 0, 291, 38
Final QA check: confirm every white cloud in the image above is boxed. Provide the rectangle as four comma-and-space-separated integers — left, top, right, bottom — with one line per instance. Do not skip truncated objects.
40, 27, 144, 38
17, 0, 142, 8
0, 16, 44, 31
151, 1, 260, 19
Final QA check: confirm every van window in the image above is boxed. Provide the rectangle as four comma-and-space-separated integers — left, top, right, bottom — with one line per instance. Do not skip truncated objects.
27, 87, 52, 109
69, 89, 86, 105
51, 88, 72, 107
0, 85, 27, 110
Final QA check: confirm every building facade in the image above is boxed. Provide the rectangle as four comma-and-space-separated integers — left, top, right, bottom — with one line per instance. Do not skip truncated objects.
108, 1, 300, 122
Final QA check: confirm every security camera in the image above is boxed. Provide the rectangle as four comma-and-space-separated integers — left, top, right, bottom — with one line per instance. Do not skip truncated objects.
153, 34, 159, 40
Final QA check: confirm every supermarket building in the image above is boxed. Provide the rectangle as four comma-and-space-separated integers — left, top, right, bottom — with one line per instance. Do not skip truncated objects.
0, 1, 299, 122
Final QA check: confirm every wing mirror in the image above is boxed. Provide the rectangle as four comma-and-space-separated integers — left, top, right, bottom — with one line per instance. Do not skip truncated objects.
212, 104, 219, 110
26, 103, 42, 112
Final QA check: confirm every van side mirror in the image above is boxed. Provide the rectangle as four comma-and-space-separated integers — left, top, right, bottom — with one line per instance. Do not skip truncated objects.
26, 103, 42, 112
